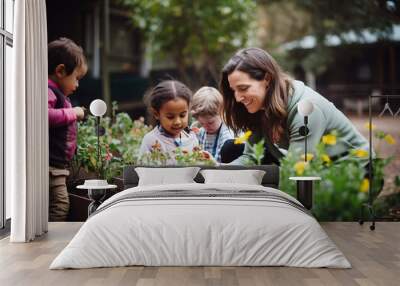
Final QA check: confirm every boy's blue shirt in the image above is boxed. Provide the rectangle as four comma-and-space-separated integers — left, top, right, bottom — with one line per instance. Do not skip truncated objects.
197, 122, 234, 162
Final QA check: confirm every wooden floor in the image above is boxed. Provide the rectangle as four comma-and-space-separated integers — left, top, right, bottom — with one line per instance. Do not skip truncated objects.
0, 222, 399, 286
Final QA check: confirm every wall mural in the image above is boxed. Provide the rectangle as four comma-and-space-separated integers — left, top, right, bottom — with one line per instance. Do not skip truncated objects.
67, 96, 398, 223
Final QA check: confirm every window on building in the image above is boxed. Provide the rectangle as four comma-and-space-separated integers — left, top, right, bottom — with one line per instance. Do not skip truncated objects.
1, 0, 14, 231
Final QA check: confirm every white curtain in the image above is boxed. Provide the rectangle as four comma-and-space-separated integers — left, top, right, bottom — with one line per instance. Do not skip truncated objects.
7, 0, 48, 242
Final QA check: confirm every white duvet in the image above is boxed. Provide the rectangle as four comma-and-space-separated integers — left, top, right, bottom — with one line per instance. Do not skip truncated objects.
50, 183, 351, 269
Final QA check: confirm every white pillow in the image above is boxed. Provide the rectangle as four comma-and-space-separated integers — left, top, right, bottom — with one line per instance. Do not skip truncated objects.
200, 169, 266, 185
135, 167, 200, 186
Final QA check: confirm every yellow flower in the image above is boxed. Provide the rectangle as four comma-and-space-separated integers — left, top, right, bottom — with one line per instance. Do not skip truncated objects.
384, 134, 396, 145
234, 130, 252, 144
353, 149, 369, 158
364, 122, 376, 131
321, 154, 331, 165
294, 161, 307, 175
359, 178, 369, 193
300, 153, 314, 161
322, 134, 337, 145
90, 157, 97, 168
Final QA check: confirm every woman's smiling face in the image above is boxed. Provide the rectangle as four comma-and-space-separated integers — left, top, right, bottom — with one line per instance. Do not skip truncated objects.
227, 70, 270, 114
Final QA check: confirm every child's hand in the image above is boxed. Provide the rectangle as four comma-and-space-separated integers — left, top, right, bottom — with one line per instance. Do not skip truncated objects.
81, 106, 89, 121
202, 150, 218, 165
73, 107, 85, 121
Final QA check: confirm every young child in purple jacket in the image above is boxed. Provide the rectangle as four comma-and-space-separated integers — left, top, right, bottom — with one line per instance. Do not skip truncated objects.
48, 38, 87, 221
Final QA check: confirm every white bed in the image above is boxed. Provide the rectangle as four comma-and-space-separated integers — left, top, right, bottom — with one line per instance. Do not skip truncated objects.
50, 182, 351, 269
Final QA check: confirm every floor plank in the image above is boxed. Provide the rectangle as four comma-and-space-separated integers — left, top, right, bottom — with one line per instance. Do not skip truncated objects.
0, 222, 399, 286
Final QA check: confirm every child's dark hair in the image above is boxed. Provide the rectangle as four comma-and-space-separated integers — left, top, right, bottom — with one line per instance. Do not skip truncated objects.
48, 37, 87, 76
145, 80, 193, 114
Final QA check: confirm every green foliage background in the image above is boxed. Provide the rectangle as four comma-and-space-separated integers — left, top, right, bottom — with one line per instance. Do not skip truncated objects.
118, 0, 257, 85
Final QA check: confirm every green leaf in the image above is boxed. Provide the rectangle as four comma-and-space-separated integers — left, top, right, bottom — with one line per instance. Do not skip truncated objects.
395, 176, 400, 187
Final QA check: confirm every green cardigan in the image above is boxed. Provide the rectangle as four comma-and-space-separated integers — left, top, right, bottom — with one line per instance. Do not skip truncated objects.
232, 80, 370, 164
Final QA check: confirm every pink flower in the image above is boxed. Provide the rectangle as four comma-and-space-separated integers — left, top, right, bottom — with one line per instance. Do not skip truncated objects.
105, 151, 113, 161
151, 140, 161, 151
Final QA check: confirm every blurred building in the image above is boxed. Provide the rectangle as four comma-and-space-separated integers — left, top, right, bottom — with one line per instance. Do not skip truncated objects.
282, 25, 400, 115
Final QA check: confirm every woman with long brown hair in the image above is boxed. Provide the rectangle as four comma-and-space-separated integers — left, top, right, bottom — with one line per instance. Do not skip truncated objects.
220, 47, 369, 165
